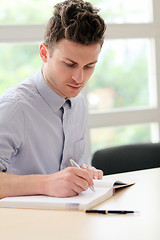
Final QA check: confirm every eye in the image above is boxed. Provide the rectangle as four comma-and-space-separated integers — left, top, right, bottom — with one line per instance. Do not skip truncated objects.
65, 62, 76, 68
84, 65, 95, 69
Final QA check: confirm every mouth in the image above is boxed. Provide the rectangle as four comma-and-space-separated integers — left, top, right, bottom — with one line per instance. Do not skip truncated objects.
67, 84, 82, 91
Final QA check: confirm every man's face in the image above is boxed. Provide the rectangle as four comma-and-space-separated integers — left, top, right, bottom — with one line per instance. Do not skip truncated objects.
40, 39, 101, 98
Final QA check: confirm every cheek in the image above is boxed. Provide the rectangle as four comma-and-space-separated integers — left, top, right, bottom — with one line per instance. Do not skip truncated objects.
84, 69, 94, 82
55, 69, 73, 86
62, 69, 74, 81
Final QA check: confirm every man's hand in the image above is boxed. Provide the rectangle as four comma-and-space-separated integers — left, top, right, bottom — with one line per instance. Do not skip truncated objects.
0, 165, 102, 199
80, 164, 103, 180
42, 167, 94, 198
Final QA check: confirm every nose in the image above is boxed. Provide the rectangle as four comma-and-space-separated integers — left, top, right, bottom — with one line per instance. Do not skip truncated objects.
72, 68, 83, 84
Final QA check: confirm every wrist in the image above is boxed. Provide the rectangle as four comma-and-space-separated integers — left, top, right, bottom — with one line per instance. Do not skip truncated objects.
17, 174, 50, 196
34, 174, 50, 195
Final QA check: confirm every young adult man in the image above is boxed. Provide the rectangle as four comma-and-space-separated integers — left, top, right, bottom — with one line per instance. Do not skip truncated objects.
0, 0, 106, 198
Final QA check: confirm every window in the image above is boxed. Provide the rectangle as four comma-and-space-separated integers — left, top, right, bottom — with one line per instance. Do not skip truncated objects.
88, 38, 151, 111
85, 0, 160, 160
0, 43, 41, 94
0, 0, 53, 24
93, 0, 152, 23
90, 123, 153, 153
0, 0, 160, 162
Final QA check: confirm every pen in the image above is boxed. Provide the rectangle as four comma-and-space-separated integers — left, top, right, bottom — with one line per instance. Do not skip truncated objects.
70, 159, 95, 192
85, 210, 138, 214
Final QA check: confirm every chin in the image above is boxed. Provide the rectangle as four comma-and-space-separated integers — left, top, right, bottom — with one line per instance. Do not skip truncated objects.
65, 91, 80, 98
69, 92, 81, 98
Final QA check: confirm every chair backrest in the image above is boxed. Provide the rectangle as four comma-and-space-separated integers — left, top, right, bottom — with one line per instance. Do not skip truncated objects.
92, 143, 160, 175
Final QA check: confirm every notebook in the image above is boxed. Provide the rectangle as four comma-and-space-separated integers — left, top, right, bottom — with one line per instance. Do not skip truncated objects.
0, 179, 134, 210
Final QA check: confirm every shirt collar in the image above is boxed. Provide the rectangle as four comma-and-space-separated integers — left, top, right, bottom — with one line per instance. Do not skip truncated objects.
32, 69, 72, 112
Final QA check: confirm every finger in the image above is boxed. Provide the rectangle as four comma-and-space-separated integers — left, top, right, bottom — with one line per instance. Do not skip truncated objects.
97, 169, 103, 179
66, 169, 90, 193
87, 165, 103, 179
81, 164, 92, 178
73, 167, 94, 187
81, 165, 99, 179
56, 168, 89, 196
72, 177, 89, 193
80, 164, 88, 169
86, 165, 96, 179
88, 167, 103, 180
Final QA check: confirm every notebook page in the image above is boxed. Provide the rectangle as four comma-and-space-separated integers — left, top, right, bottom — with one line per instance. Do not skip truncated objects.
0, 187, 113, 210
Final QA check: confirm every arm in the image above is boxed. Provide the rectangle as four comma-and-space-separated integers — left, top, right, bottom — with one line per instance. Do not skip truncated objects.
0, 167, 94, 199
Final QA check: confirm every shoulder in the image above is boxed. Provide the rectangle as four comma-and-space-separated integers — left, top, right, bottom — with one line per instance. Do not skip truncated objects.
0, 74, 39, 105
0, 72, 41, 121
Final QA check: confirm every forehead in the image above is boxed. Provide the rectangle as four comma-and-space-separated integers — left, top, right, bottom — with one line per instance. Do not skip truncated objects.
51, 39, 101, 63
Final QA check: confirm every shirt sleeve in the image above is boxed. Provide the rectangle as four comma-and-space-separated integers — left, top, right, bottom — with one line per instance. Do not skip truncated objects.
0, 99, 25, 172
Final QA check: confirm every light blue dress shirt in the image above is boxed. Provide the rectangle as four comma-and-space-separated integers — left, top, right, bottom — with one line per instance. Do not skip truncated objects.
0, 69, 87, 174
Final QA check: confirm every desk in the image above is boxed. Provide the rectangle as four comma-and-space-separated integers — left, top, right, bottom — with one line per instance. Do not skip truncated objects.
0, 168, 160, 240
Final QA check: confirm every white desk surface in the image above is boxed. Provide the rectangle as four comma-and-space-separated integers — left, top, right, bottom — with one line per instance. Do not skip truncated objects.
0, 168, 160, 240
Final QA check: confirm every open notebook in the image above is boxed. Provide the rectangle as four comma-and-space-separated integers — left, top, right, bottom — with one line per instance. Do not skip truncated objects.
0, 179, 134, 210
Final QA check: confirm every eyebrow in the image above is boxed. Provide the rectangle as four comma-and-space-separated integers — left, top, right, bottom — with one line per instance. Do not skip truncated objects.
64, 58, 98, 66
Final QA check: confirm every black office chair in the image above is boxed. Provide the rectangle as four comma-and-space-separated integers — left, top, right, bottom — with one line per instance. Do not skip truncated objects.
92, 142, 160, 175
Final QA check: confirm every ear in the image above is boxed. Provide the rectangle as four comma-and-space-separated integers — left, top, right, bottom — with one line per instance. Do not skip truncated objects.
39, 43, 48, 63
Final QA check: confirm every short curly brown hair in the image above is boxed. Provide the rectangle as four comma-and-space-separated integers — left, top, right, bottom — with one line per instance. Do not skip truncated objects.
44, 0, 106, 50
